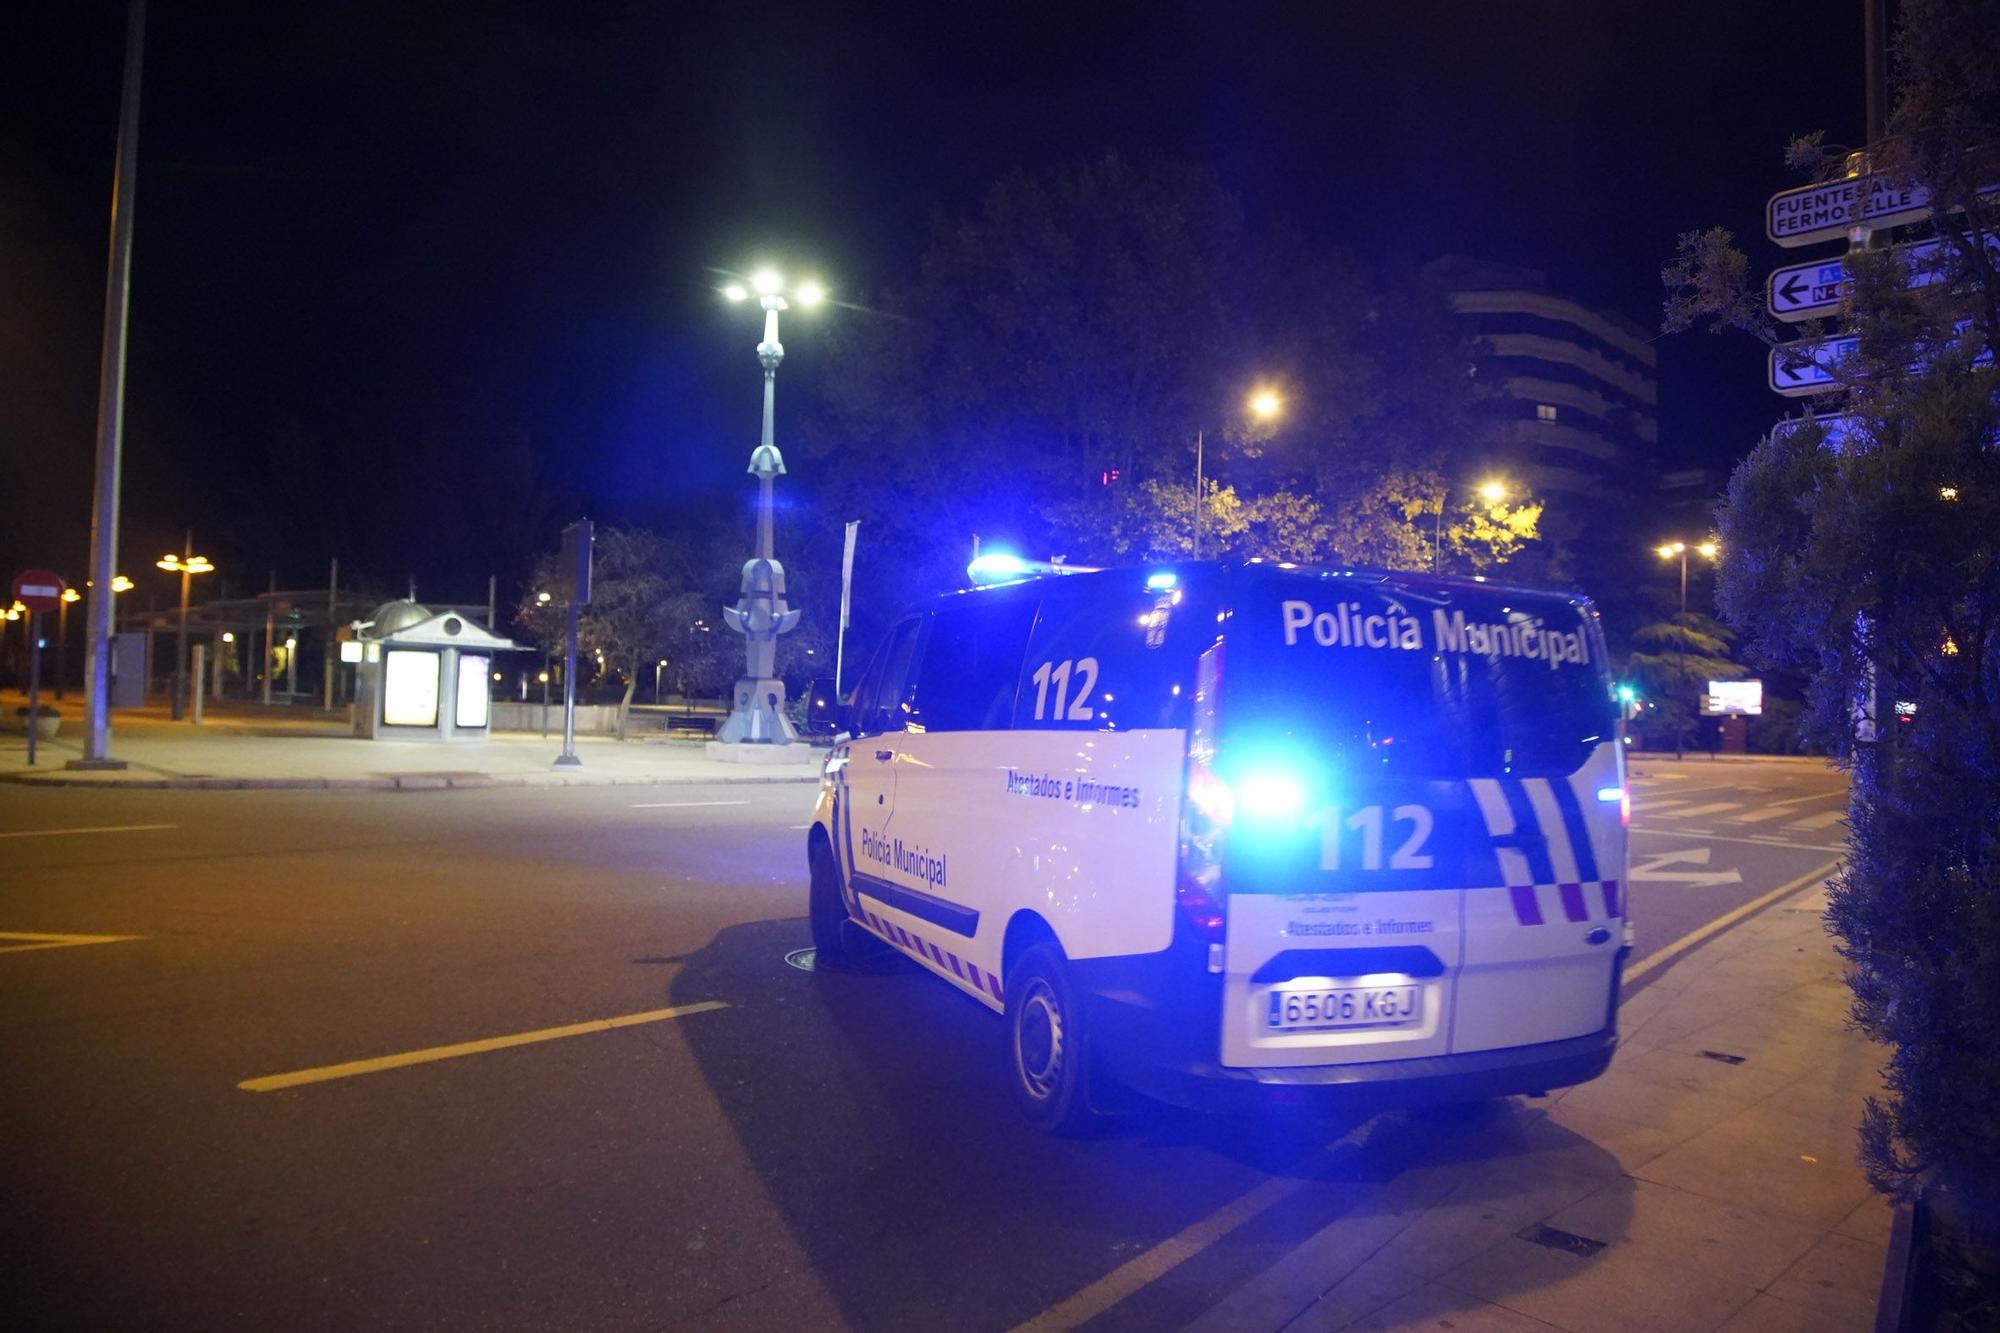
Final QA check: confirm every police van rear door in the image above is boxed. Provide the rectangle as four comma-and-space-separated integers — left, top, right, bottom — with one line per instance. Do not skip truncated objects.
1213, 569, 1623, 1070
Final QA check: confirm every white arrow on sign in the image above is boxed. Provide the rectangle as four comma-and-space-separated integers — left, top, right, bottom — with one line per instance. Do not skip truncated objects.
1769, 334, 1858, 397
1767, 237, 1967, 322
1629, 847, 1742, 888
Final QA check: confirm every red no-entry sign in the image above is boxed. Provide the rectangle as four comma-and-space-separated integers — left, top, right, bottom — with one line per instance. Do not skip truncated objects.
12, 569, 65, 614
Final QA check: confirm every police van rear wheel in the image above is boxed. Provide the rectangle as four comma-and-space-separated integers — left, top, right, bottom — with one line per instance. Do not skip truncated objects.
809, 842, 865, 961
1006, 943, 1098, 1134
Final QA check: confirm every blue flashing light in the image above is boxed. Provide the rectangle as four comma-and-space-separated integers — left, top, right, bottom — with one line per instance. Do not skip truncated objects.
1236, 771, 1307, 820
1615, 683, 1637, 704
967, 551, 1032, 585
1145, 569, 1178, 591
1596, 786, 1624, 803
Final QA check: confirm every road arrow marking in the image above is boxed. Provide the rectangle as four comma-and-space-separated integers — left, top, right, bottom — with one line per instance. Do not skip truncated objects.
1629, 847, 1743, 888
0, 931, 144, 956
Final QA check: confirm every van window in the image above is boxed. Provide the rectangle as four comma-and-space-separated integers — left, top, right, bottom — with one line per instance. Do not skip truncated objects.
1015, 574, 1210, 731
1229, 572, 1614, 778
854, 616, 924, 736
911, 596, 1038, 731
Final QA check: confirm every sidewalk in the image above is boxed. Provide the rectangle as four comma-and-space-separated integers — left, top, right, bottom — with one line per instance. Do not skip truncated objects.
0, 697, 823, 790
1183, 878, 1888, 1333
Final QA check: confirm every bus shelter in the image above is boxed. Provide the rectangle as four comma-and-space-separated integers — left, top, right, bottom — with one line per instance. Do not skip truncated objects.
347, 601, 523, 742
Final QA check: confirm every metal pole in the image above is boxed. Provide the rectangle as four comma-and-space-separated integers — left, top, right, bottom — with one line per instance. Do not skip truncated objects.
1192, 428, 1204, 558
541, 652, 551, 738
76, 0, 147, 770
171, 539, 190, 721
25, 610, 42, 766
486, 574, 497, 628
1864, 0, 1888, 144
261, 599, 275, 706
56, 597, 70, 699
324, 557, 338, 710
190, 642, 204, 724
553, 601, 581, 768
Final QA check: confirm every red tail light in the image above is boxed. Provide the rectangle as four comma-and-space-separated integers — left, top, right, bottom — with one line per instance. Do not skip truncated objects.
1178, 641, 1228, 943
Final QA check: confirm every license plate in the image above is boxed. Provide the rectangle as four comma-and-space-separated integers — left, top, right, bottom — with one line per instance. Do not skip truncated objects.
1264, 984, 1421, 1031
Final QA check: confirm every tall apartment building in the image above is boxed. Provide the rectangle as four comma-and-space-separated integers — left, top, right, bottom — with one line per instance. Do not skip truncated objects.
1424, 256, 1657, 511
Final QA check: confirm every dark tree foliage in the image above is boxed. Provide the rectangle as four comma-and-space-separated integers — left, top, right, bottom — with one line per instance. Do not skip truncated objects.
802, 153, 1519, 651
1663, 0, 2000, 1213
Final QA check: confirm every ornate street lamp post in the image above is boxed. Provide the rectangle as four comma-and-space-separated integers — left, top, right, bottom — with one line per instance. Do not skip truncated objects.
710, 269, 823, 752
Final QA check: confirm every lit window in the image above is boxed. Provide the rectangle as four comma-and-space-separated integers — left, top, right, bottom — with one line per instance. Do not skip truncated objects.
1535, 404, 1558, 423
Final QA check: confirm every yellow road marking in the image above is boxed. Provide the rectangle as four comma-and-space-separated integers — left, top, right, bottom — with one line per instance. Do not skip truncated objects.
0, 930, 144, 955
0, 823, 178, 840
1009, 1166, 1325, 1333
1013, 860, 1842, 1330
238, 1000, 729, 1093
1623, 860, 1840, 984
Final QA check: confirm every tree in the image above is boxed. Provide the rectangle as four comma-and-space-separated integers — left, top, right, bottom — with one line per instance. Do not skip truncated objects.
1661, 0, 2000, 1218
515, 526, 731, 740
803, 153, 1525, 632
1622, 610, 1741, 754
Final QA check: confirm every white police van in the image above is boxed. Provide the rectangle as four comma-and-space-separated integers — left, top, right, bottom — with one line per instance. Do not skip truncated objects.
805, 562, 1630, 1131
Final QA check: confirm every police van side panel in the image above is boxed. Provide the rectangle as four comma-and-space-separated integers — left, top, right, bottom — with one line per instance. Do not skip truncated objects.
827, 577, 1198, 1013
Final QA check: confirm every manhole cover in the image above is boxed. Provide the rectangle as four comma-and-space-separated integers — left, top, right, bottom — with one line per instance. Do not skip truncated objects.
784, 948, 819, 972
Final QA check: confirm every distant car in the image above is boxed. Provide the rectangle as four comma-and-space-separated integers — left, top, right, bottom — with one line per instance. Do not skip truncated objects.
799, 676, 840, 737
805, 562, 1631, 1131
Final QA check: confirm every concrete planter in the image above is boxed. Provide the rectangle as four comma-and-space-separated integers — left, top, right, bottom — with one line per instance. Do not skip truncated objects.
12, 709, 61, 739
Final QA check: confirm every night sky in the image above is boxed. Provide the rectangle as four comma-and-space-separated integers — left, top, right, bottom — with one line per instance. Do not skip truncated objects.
3, 2, 1864, 606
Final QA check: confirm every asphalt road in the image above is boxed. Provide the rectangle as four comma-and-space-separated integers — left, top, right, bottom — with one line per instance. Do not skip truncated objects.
0, 757, 1847, 1330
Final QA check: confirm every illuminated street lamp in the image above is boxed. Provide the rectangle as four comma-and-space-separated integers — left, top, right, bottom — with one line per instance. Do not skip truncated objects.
1194, 387, 1285, 558
157, 548, 215, 720
1434, 478, 1510, 574
1654, 539, 1719, 615
714, 267, 825, 746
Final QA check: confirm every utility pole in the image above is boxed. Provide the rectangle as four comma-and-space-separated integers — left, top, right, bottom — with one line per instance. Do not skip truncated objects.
74, 0, 147, 771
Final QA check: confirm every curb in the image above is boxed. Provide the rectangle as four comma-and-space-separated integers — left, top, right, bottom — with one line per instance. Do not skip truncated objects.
0, 770, 821, 792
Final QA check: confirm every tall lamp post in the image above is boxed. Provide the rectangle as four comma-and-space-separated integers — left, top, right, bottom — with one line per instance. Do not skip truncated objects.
157, 547, 214, 720
1193, 388, 1284, 559
712, 269, 822, 750
56, 587, 81, 699
1434, 478, 1509, 574
1654, 539, 1719, 758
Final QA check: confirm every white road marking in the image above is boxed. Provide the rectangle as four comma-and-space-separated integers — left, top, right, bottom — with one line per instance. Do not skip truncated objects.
1630, 825, 1847, 853
0, 823, 179, 840
1659, 802, 1743, 818
1787, 810, 1846, 831
1629, 847, 1742, 887
629, 800, 751, 809
1728, 804, 1805, 824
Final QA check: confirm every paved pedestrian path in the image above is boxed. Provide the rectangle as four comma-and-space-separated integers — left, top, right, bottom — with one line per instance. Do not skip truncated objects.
1180, 877, 1888, 1333
0, 696, 822, 789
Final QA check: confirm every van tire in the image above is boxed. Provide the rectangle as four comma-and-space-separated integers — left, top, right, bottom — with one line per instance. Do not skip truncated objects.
809, 841, 864, 961
1005, 942, 1099, 1134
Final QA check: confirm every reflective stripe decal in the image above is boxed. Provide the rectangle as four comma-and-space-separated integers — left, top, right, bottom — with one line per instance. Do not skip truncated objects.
1548, 779, 1600, 884
860, 908, 1003, 1004
1499, 779, 1557, 885
1509, 884, 1544, 926
1601, 879, 1622, 918
1557, 882, 1589, 923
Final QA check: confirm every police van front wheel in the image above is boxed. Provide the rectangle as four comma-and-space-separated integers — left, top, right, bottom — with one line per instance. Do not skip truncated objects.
809, 842, 870, 962
1006, 943, 1100, 1135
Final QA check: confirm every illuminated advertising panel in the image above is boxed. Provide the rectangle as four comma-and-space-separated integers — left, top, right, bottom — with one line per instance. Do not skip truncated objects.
1702, 679, 1763, 716
455, 654, 490, 728
383, 650, 441, 727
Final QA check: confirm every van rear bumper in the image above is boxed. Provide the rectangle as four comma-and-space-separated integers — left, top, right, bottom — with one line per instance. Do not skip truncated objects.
1078, 948, 1621, 1114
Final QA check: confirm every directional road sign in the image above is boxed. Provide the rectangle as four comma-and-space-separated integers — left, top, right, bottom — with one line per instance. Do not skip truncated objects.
12, 569, 65, 614
1769, 334, 1857, 397
1767, 237, 1958, 322
1767, 172, 1931, 247
1773, 413, 1860, 452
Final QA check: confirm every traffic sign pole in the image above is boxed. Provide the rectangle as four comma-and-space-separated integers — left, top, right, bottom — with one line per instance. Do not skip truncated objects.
25, 609, 41, 766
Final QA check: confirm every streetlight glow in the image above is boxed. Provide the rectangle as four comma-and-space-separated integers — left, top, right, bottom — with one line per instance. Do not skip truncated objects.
794, 280, 826, 306
751, 269, 783, 296
1478, 480, 1507, 505
1940, 484, 1960, 501
722, 283, 748, 302
1697, 541, 1719, 559
61, 588, 80, 603
1248, 389, 1282, 420
1657, 542, 1684, 558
